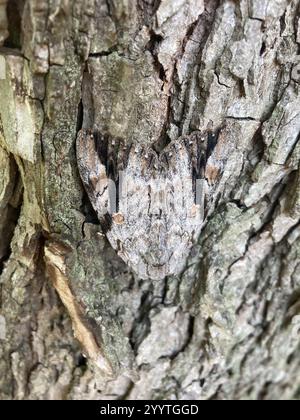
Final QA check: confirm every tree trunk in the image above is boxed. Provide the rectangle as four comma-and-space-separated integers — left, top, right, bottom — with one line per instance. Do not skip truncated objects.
0, 0, 300, 401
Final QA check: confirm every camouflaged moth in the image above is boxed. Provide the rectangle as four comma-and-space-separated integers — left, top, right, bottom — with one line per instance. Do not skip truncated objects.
77, 130, 216, 280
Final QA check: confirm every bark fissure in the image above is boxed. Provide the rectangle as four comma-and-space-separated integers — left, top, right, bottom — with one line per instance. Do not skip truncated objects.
0, 152, 23, 276
4, 0, 24, 50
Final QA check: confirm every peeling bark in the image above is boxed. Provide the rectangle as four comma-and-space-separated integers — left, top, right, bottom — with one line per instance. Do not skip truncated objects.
0, 0, 300, 400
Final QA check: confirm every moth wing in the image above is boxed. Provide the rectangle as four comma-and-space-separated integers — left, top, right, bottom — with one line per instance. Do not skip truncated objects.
76, 129, 110, 218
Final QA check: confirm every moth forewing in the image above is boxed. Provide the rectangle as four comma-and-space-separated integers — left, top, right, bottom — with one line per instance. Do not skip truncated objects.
77, 129, 216, 280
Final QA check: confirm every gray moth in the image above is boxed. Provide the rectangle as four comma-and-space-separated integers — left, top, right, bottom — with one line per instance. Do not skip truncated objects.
77, 130, 217, 280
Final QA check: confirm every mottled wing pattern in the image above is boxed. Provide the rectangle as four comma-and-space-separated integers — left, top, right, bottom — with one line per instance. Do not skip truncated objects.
77, 130, 209, 280
77, 130, 110, 217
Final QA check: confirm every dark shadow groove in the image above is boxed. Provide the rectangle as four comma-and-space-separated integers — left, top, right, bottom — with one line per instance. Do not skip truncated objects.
0, 156, 23, 276
4, 0, 25, 50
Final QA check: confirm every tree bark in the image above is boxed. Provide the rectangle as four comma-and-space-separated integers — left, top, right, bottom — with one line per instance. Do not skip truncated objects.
0, 0, 300, 400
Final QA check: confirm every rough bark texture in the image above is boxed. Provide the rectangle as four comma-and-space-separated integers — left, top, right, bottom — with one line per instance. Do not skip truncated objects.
0, 0, 300, 400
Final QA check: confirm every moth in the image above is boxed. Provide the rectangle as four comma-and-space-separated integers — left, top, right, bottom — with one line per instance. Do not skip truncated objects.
77, 129, 217, 280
